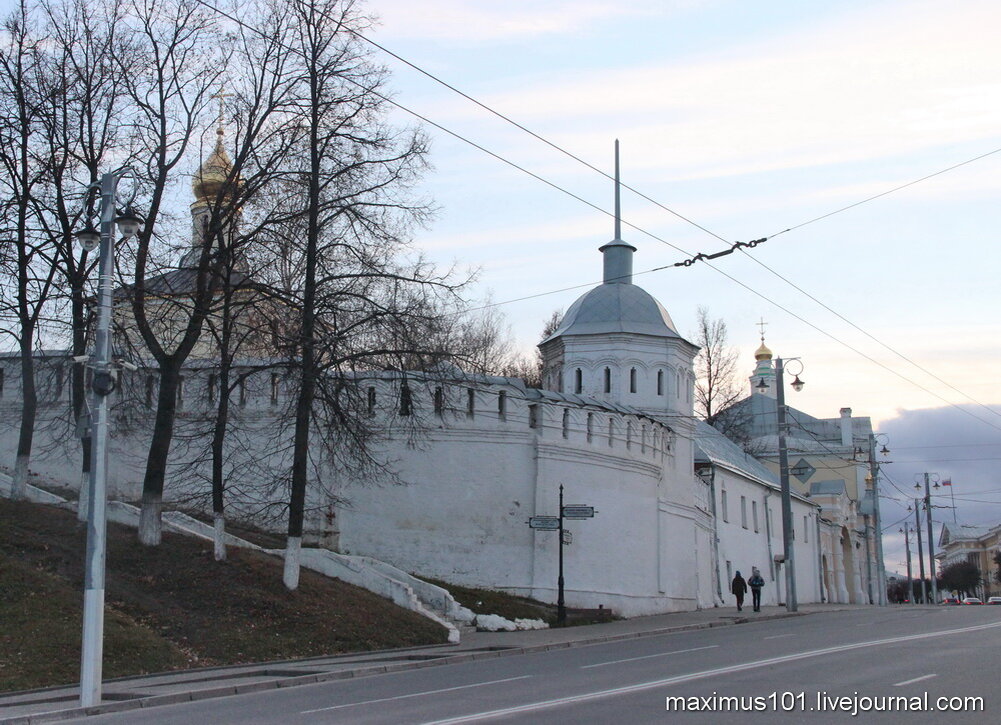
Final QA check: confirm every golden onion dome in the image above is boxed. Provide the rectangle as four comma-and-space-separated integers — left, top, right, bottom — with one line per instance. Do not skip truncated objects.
192, 129, 236, 201
754, 340, 772, 361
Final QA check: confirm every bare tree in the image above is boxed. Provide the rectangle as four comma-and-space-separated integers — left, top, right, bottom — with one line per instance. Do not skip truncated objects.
693, 306, 743, 426
0, 1, 59, 499
268, 0, 474, 590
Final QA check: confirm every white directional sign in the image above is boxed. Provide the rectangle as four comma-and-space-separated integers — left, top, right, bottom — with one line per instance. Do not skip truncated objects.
562, 505, 595, 519
528, 516, 560, 530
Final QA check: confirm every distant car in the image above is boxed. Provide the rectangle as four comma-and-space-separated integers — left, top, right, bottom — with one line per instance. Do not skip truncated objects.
962, 597, 983, 605
987, 597, 1001, 605
942, 597, 960, 605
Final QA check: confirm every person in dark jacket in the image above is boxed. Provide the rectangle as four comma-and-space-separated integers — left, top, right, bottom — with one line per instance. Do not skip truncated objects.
748, 567, 765, 612
731, 571, 747, 611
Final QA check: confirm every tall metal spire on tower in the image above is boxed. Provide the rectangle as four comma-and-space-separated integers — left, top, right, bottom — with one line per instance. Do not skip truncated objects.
614, 139, 621, 241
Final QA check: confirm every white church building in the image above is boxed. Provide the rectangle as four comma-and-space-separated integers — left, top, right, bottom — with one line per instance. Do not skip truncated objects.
1, 149, 838, 617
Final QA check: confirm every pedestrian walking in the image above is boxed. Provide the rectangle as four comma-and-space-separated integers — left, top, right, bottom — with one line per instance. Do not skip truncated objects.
748, 567, 765, 612
731, 571, 747, 611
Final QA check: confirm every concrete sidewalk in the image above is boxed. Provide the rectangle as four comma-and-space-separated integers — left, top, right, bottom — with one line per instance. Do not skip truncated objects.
0, 603, 882, 724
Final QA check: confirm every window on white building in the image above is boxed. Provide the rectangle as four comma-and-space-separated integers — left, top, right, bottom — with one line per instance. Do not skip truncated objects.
434, 387, 444, 416
657, 369, 664, 396
207, 373, 217, 403
629, 368, 637, 393
721, 490, 728, 522
603, 367, 611, 393
467, 388, 475, 418
529, 404, 539, 429
804, 515, 809, 543
367, 386, 376, 415
608, 418, 614, 447
498, 390, 507, 420
741, 496, 748, 529
574, 368, 582, 394
562, 409, 569, 438
270, 373, 280, 405
752, 500, 759, 532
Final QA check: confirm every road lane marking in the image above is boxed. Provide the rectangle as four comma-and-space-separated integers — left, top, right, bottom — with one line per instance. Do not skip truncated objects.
420, 620, 1001, 724
763, 634, 794, 640
300, 675, 532, 714
581, 645, 719, 669
894, 674, 937, 687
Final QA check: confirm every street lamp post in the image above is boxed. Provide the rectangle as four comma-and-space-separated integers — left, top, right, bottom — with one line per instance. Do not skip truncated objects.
75, 170, 140, 708
774, 356, 804, 613
916, 473, 940, 605
900, 524, 915, 604
910, 501, 927, 604
867, 433, 890, 606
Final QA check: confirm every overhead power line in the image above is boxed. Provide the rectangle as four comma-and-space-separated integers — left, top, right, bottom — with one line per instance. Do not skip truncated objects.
191, 0, 1001, 436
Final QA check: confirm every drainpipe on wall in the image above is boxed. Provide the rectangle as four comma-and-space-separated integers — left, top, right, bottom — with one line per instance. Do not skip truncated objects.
764, 490, 776, 602
816, 512, 825, 603
705, 464, 724, 606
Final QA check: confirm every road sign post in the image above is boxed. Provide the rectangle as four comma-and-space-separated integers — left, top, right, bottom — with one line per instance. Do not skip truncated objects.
526, 485, 597, 626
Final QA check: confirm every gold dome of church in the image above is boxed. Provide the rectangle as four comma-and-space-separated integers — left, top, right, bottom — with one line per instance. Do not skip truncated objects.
192, 128, 236, 201
754, 340, 772, 361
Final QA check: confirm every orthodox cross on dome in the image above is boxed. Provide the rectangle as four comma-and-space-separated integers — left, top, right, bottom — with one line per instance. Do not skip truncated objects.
211, 86, 232, 138
756, 317, 768, 342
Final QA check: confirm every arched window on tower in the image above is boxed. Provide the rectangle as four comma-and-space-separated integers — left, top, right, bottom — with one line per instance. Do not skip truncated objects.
574, 368, 582, 394
657, 370, 664, 396
629, 368, 637, 393
603, 367, 611, 394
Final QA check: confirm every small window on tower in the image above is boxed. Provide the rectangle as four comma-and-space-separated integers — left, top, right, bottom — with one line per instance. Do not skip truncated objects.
603, 367, 611, 394
657, 369, 664, 396
399, 383, 412, 416
574, 368, 582, 394
629, 368, 637, 394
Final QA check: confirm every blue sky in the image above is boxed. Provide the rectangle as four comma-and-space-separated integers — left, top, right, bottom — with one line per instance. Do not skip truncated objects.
5, 0, 1000, 573
370, 0, 1001, 573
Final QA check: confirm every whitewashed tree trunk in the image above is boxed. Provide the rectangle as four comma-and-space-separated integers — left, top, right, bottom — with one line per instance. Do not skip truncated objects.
77, 470, 91, 522
11, 454, 29, 500
283, 536, 301, 590
213, 512, 227, 561
138, 495, 162, 546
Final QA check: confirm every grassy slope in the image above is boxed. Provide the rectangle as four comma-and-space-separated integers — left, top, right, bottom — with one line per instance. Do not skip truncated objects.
0, 498, 447, 693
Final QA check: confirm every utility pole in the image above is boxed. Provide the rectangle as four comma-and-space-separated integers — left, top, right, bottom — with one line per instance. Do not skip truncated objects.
775, 357, 797, 612
921, 473, 939, 604
902, 523, 915, 604
863, 515, 874, 604
868, 433, 888, 605
913, 502, 927, 603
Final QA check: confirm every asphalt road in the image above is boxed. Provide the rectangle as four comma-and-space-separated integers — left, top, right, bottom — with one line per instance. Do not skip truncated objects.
69, 607, 1001, 724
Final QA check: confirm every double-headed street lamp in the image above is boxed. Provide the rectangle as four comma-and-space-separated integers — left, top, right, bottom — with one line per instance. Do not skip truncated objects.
74, 170, 142, 708
757, 356, 804, 612
858, 433, 890, 606
915, 473, 941, 605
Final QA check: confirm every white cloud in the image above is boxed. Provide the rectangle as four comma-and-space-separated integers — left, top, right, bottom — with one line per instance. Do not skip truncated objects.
420, 0, 1001, 180
373, 0, 671, 43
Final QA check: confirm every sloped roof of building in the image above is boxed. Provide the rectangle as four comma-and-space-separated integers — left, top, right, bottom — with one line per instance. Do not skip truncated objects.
694, 420, 776, 483
542, 283, 685, 342
694, 421, 815, 505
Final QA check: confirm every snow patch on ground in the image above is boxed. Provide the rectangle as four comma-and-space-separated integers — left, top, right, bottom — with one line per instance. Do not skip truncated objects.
473, 614, 549, 632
